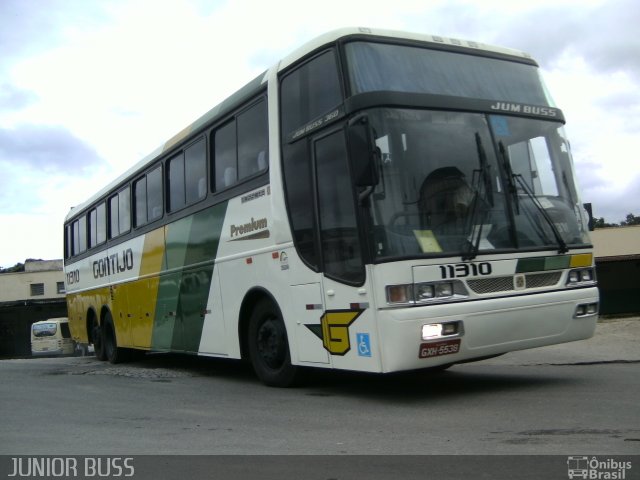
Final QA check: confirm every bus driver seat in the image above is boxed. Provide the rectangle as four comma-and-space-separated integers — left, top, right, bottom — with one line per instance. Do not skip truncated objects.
419, 167, 474, 233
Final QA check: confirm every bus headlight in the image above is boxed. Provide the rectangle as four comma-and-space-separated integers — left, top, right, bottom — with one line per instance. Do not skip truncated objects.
421, 321, 461, 340
421, 323, 442, 339
575, 302, 598, 317
435, 282, 454, 297
567, 268, 596, 286
386, 281, 466, 305
415, 284, 435, 301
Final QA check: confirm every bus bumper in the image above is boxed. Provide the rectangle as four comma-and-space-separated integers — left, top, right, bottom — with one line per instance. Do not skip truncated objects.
377, 287, 599, 373
31, 348, 66, 356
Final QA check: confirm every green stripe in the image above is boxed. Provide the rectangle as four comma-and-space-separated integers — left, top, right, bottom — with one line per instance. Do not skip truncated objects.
516, 255, 570, 273
151, 202, 228, 352
544, 255, 570, 271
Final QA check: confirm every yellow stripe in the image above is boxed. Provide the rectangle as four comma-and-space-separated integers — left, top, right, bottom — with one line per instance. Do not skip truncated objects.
163, 125, 192, 152
127, 227, 166, 348
570, 253, 593, 268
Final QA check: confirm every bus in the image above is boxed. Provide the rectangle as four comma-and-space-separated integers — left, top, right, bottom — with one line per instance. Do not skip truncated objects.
63, 27, 598, 386
31, 318, 75, 356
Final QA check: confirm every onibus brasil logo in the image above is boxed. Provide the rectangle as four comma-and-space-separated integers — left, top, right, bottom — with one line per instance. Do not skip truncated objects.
567, 456, 632, 479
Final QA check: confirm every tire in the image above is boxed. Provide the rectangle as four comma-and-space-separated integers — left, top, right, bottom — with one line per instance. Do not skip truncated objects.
102, 312, 130, 364
248, 299, 298, 387
93, 322, 107, 361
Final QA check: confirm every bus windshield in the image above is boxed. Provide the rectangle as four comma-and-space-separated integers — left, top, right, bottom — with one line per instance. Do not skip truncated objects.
364, 108, 590, 261
32, 323, 58, 337
345, 41, 553, 106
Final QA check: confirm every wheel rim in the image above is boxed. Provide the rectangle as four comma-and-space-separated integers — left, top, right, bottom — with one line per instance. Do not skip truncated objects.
256, 317, 286, 370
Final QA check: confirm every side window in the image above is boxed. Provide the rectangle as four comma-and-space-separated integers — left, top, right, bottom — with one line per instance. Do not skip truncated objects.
118, 186, 131, 234
109, 194, 119, 238
88, 202, 106, 247
89, 208, 98, 247
214, 121, 237, 191
315, 130, 364, 284
109, 187, 130, 238
72, 217, 87, 255
167, 137, 206, 212
134, 176, 147, 227
238, 100, 268, 180
280, 49, 342, 137
96, 202, 106, 244
60, 323, 71, 339
147, 165, 163, 221
212, 98, 268, 192
185, 138, 207, 204
64, 224, 72, 259
72, 221, 79, 255
168, 153, 185, 212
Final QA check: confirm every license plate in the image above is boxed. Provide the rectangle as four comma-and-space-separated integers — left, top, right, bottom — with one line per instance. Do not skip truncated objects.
418, 339, 460, 359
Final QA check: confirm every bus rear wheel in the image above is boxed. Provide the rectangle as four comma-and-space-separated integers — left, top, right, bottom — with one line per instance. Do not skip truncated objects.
248, 299, 298, 387
102, 312, 130, 364
93, 322, 107, 361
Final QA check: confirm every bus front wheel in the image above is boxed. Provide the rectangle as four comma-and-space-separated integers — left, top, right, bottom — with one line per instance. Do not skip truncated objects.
248, 299, 298, 387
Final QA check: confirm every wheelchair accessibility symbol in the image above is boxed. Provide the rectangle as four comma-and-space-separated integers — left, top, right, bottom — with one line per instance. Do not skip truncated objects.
356, 333, 371, 357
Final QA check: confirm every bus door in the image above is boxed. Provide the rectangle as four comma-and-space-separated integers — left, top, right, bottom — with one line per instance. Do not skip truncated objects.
313, 129, 375, 366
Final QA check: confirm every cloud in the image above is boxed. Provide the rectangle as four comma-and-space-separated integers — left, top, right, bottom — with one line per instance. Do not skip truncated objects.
491, 0, 640, 79
0, 124, 105, 173
0, 83, 37, 110
0, 1, 117, 66
589, 172, 640, 222
0, 213, 66, 266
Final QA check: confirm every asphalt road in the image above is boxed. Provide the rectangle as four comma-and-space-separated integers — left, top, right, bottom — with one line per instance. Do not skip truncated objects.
0, 318, 638, 457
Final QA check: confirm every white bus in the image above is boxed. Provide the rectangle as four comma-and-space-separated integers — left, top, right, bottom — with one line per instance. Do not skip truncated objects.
31, 318, 75, 356
63, 28, 598, 386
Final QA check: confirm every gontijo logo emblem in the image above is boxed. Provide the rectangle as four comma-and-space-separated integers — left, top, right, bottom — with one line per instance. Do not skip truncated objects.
306, 309, 364, 355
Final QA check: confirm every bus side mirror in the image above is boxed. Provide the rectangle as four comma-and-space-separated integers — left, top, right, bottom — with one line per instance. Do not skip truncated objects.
583, 202, 595, 231
348, 114, 379, 187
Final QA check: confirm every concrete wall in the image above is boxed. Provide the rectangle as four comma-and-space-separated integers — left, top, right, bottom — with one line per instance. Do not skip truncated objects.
0, 259, 68, 357
0, 269, 65, 302
0, 300, 68, 357
591, 226, 640, 315
596, 258, 640, 315
24, 259, 63, 273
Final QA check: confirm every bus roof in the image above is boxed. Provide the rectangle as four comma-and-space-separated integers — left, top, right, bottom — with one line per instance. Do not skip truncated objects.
278, 27, 533, 71
65, 27, 534, 222
32, 318, 69, 325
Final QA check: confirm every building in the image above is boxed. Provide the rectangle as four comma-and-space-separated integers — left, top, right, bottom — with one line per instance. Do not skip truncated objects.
0, 259, 68, 357
591, 226, 640, 315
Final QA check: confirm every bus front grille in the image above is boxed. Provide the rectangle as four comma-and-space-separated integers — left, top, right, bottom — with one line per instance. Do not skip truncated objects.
467, 272, 562, 294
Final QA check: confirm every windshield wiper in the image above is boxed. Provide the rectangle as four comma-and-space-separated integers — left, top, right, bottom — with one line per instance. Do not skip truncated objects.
462, 133, 493, 261
498, 141, 569, 254
498, 141, 519, 215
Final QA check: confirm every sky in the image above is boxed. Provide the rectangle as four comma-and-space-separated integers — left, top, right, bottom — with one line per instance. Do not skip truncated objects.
0, 0, 638, 268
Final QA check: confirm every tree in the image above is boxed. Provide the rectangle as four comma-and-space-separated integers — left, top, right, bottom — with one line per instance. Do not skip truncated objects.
593, 217, 619, 229
620, 213, 640, 226
0, 262, 25, 274
593, 212, 640, 228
